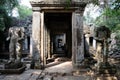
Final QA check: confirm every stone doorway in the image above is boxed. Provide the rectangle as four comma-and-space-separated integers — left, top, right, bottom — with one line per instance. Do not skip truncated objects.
44, 13, 72, 65
30, 0, 86, 68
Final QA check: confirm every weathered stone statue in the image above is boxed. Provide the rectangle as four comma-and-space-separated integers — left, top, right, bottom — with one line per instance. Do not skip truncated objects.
94, 26, 116, 74
7, 27, 25, 62
94, 26, 111, 68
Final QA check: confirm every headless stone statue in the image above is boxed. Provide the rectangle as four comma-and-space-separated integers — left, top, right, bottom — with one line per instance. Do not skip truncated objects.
94, 26, 110, 67
7, 27, 25, 62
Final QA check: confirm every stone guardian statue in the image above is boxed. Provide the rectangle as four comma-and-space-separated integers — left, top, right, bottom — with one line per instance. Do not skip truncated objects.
94, 26, 111, 68
7, 27, 25, 62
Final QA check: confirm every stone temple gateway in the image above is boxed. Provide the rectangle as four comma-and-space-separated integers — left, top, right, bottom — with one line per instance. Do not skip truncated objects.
30, 0, 90, 68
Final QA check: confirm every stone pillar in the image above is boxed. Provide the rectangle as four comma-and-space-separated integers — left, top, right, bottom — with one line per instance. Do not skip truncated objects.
46, 28, 50, 59
40, 12, 49, 66
24, 36, 28, 50
29, 25, 32, 57
85, 34, 90, 54
44, 25, 47, 65
93, 39, 96, 50
72, 11, 84, 68
30, 35, 32, 57
46, 28, 48, 60
43, 25, 45, 65
32, 7, 41, 68
48, 30, 51, 59
40, 12, 44, 64
72, 12, 77, 66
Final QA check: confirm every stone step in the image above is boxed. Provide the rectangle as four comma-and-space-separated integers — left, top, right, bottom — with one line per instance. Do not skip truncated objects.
21, 57, 32, 64
52, 54, 66, 58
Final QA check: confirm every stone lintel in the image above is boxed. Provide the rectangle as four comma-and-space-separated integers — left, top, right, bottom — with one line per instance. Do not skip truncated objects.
30, 0, 87, 12
42, 7, 85, 13
29, 0, 90, 3
31, 3, 86, 7
41, 9, 74, 13
30, 1, 87, 8
32, 7, 85, 13
32, 7, 41, 12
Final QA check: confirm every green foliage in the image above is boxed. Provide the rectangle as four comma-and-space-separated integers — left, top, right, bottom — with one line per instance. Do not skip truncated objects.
0, 6, 8, 31
65, 0, 71, 9
91, 0, 99, 5
114, 24, 120, 32
0, 16, 5, 30
95, 7, 120, 32
0, 1, 6, 4
0, 0, 18, 50
0, 0, 18, 15
17, 5, 32, 19
5, 0, 19, 15
84, 3, 100, 26
113, 0, 120, 10
94, 15, 104, 27
0, 0, 18, 30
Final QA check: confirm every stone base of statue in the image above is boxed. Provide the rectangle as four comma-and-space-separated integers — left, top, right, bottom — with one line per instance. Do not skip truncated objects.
98, 62, 117, 75
30, 60, 44, 69
73, 63, 89, 76
73, 59, 95, 75
0, 60, 26, 74
74, 57, 97, 70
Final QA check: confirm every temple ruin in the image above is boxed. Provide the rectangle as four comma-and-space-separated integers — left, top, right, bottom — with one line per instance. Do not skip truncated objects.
30, 0, 90, 68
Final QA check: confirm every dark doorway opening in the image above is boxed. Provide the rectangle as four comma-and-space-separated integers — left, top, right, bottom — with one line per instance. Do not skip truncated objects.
90, 37, 93, 46
44, 12, 72, 65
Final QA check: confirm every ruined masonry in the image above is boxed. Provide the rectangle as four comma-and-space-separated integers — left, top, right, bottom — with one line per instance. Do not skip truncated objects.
30, 0, 90, 69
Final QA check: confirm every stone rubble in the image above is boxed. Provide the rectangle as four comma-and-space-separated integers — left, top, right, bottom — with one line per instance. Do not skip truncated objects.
0, 59, 119, 80
109, 33, 120, 59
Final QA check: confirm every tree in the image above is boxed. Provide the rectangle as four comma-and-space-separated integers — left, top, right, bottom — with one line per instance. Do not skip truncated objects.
0, 0, 18, 52
0, 0, 18, 30
13, 5, 32, 27
17, 5, 32, 19
92, 0, 120, 29
95, 3, 120, 32
113, 0, 120, 10
83, 2, 102, 27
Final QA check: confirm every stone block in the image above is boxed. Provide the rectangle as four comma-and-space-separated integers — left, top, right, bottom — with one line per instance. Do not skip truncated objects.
0, 65, 26, 74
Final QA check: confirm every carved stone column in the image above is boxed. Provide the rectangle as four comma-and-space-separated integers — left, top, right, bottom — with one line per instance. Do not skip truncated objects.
46, 28, 50, 60
31, 7, 41, 68
29, 25, 32, 57
40, 12, 44, 67
30, 35, 32, 57
72, 11, 84, 68
48, 30, 51, 59
46, 28, 48, 60
44, 25, 47, 65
